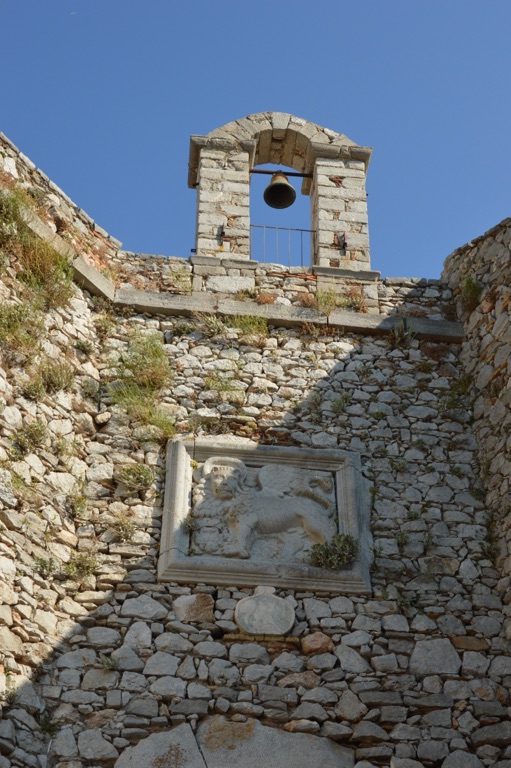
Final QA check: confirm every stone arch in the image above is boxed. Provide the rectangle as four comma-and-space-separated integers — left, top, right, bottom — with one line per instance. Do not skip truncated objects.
205, 111, 361, 175
188, 111, 372, 270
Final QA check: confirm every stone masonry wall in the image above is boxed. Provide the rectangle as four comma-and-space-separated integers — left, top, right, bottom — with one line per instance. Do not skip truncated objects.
0, 133, 510, 768
2, 289, 510, 768
442, 218, 511, 626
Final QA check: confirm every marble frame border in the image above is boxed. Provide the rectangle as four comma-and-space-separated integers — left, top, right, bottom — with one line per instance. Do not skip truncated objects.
158, 439, 372, 593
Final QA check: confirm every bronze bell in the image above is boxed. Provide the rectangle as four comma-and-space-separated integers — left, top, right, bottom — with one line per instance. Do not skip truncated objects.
263, 171, 296, 209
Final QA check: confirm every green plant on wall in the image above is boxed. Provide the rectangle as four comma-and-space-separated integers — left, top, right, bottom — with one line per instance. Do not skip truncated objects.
64, 552, 97, 581
0, 301, 44, 357
11, 419, 47, 458
23, 359, 75, 400
109, 331, 176, 439
0, 187, 73, 309
315, 290, 339, 316
116, 463, 155, 491
389, 318, 416, 348
109, 510, 136, 542
459, 274, 481, 313
309, 533, 358, 570
225, 314, 268, 340
117, 331, 171, 390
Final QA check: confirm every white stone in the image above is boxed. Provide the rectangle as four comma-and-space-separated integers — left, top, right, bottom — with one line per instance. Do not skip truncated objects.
0, 556, 16, 582
124, 621, 153, 649
121, 595, 168, 621
2, 405, 22, 428
235, 587, 295, 635
196, 715, 354, 768
143, 651, 179, 676
149, 675, 187, 699
56, 648, 96, 668
441, 751, 484, 768
206, 276, 255, 293
86, 463, 114, 483
86, 627, 121, 647
51, 727, 78, 759
409, 639, 461, 675
47, 472, 78, 494
78, 729, 118, 761
114, 723, 206, 768
335, 645, 370, 674
33, 609, 57, 635
173, 593, 214, 622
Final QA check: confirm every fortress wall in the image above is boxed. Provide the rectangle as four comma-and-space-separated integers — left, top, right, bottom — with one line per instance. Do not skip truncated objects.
0, 134, 510, 767
443, 218, 511, 608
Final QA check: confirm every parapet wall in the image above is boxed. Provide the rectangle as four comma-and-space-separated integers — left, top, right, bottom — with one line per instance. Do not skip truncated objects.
0, 132, 510, 768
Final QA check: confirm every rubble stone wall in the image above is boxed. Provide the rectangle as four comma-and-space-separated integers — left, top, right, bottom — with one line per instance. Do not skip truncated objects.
442, 217, 511, 616
0, 133, 510, 768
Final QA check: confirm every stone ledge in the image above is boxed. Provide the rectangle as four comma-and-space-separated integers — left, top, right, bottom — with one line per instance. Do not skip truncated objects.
191, 254, 257, 269
23, 209, 76, 259
328, 310, 463, 342
314, 266, 381, 281
69, 256, 463, 341
115, 289, 216, 315
73, 256, 116, 302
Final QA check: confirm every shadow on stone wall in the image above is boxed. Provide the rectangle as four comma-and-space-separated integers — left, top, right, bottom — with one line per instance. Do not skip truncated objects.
3, 280, 511, 768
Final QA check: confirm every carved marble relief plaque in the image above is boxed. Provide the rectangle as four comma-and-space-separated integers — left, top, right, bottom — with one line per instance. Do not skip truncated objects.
158, 439, 372, 592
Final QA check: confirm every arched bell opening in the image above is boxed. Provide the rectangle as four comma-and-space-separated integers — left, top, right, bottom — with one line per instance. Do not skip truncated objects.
188, 112, 372, 272
249, 163, 314, 268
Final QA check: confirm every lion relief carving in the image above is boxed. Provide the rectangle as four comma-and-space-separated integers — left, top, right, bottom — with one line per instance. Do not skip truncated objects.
188, 456, 337, 561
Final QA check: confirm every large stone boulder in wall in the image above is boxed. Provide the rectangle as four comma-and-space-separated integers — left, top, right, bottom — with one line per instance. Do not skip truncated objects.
196, 715, 354, 768
113, 717, 354, 768
114, 723, 206, 768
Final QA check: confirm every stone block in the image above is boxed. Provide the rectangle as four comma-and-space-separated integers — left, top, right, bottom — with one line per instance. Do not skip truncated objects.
113, 723, 206, 768
196, 716, 354, 768
409, 639, 461, 675
73, 256, 115, 300
158, 439, 371, 593
206, 276, 254, 293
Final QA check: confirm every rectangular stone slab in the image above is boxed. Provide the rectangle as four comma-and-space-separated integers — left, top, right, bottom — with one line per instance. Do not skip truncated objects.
158, 439, 371, 593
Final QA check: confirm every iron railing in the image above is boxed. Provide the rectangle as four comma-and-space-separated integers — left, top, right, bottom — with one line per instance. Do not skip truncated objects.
250, 224, 315, 268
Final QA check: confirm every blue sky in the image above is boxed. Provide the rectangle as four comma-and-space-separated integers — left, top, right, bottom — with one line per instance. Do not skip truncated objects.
1, 0, 510, 278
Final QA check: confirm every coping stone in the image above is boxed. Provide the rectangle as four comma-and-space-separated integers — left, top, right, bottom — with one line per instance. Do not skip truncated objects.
114, 289, 216, 315
314, 266, 381, 281
72, 257, 115, 301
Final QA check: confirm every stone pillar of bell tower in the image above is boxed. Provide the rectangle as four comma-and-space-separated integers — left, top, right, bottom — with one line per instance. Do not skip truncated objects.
308, 145, 371, 270
188, 136, 254, 260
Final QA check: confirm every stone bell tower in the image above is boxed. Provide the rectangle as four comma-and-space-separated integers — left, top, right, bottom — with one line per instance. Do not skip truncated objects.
188, 111, 372, 271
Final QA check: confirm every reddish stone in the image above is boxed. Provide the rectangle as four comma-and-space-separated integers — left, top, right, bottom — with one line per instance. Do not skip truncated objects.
172, 593, 214, 623
301, 631, 334, 655
452, 636, 489, 651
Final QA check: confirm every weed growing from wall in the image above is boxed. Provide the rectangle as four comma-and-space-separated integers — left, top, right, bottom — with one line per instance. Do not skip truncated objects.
309, 534, 358, 570
459, 275, 481, 313
116, 464, 155, 492
225, 314, 268, 341
118, 331, 171, 390
11, 419, 47, 458
23, 359, 75, 399
64, 552, 97, 581
0, 301, 44, 357
0, 188, 73, 309
110, 332, 176, 439
108, 510, 136, 542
